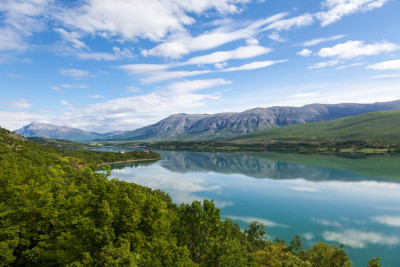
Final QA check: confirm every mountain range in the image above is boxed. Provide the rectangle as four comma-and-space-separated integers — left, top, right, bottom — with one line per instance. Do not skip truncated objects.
101, 100, 400, 141
14, 123, 124, 142
14, 100, 400, 142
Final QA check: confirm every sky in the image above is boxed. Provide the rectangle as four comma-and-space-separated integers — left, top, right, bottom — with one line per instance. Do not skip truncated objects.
1, 0, 400, 132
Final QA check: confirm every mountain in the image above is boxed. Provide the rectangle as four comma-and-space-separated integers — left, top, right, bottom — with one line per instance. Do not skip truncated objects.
103, 100, 400, 141
235, 110, 400, 143
14, 123, 123, 142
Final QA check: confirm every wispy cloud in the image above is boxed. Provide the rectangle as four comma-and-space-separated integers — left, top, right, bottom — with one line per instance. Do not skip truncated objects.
142, 13, 287, 58
318, 40, 399, 59
297, 48, 312, 57
183, 45, 272, 66
59, 100, 74, 109
336, 62, 366, 70
367, 59, 400, 70
88, 94, 104, 99
221, 59, 287, 72
60, 0, 251, 43
127, 86, 140, 93
167, 79, 232, 94
288, 92, 319, 98
60, 68, 91, 78
316, 0, 388, 26
7, 99, 31, 109
368, 74, 400, 79
308, 59, 340, 69
264, 14, 314, 31
301, 34, 346, 47
268, 32, 286, 42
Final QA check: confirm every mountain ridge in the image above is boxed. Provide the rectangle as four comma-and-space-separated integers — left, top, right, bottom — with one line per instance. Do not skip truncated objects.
101, 100, 400, 141
14, 122, 125, 142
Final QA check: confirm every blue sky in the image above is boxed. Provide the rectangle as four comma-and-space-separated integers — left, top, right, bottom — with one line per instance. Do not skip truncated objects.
1, 0, 400, 132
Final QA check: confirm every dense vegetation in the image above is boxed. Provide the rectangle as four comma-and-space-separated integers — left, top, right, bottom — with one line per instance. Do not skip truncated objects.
235, 110, 400, 143
0, 127, 380, 266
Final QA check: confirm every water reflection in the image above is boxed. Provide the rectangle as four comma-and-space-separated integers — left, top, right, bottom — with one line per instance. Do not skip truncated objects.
107, 150, 400, 266
158, 151, 400, 181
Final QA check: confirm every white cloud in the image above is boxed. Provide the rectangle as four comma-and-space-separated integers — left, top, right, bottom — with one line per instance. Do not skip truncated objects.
183, 45, 272, 66
246, 38, 259, 45
288, 92, 319, 98
60, 0, 250, 43
141, 70, 212, 83
59, 100, 74, 109
268, 32, 285, 42
308, 59, 340, 69
60, 84, 88, 89
51, 86, 62, 92
301, 34, 346, 47
264, 14, 314, 31
368, 74, 400, 79
215, 62, 228, 70
372, 215, 400, 227
54, 28, 87, 50
317, 0, 388, 26
118, 64, 170, 75
7, 99, 31, 109
0, 28, 26, 51
127, 86, 140, 93
221, 59, 287, 72
0, 110, 45, 131
88, 94, 104, 99
318, 40, 399, 59
75, 47, 134, 61
143, 12, 287, 58
336, 62, 366, 70
0, 0, 53, 51
227, 215, 289, 228
367, 59, 400, 70
297, 48, 312, 57
167, 79, 232, 94
60, 68, 91, 78
323, 228, 399, 248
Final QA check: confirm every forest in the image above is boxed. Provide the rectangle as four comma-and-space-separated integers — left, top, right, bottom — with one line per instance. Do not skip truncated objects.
0, 127, 381, 266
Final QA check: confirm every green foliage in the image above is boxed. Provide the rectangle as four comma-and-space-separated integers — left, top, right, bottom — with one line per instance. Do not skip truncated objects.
245, 221, 267, 251
0, 127, 370, 266
367, 257, 381, 267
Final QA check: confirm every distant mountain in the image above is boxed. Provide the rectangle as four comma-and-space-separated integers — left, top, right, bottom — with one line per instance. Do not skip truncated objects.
235, 110, 400, 143
14, 123, 123, 142
102, 100, 400, 141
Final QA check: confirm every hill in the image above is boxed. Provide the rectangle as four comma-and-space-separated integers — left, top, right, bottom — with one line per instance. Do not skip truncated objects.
14, 123, 124, 142
102, 100, 400, 141
0, 127, 359, 266
235, 110, 400, 143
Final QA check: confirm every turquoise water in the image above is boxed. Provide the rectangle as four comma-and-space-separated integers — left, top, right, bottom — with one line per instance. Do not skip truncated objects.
98, 148, 400, 266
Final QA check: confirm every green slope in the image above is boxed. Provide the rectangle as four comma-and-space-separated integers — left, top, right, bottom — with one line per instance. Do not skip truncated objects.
235, 110, 400, 143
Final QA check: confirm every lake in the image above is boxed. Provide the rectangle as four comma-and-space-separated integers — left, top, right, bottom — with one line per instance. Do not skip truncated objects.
97, 148, 400, 266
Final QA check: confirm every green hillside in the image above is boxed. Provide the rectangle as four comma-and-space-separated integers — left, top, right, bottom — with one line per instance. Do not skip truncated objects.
235, 110, 400, 143
0, 127, 362, 266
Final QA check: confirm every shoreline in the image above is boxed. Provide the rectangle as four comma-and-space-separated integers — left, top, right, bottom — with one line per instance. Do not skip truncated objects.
96, 157, 161, 167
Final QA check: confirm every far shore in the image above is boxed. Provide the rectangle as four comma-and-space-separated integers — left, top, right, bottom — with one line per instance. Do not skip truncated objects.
96, 157, 161, 167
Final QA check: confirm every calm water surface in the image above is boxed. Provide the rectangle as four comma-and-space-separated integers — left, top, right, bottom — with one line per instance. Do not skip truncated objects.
97, 148, 400, 266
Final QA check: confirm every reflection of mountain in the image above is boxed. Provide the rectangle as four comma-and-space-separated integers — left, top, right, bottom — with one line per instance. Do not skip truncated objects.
158, 151, 400, 181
